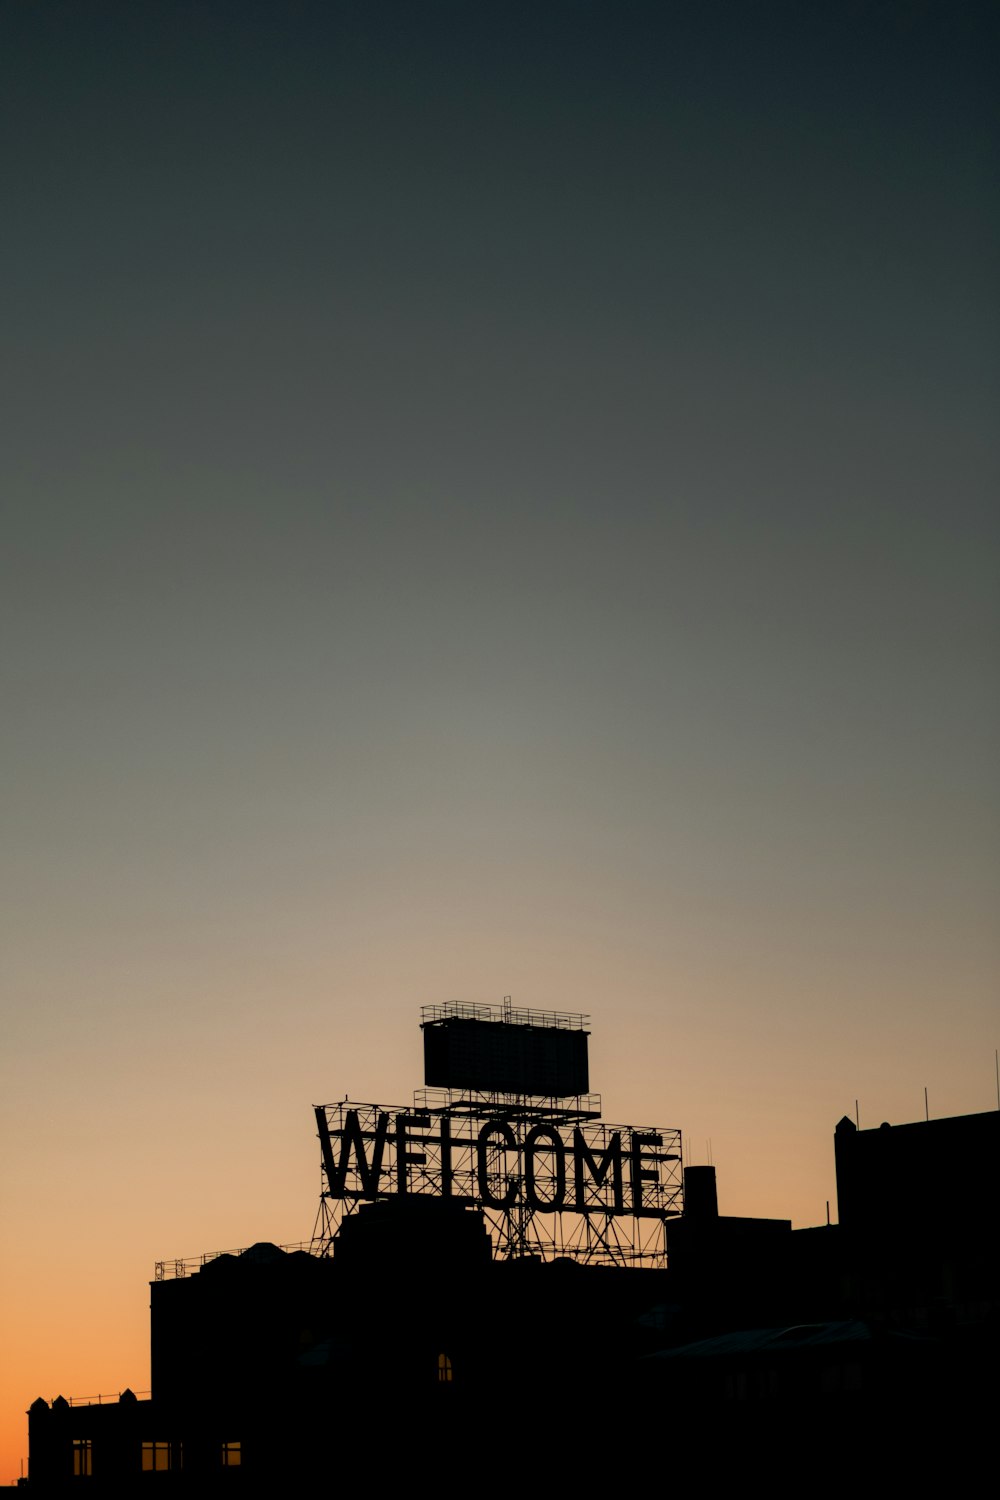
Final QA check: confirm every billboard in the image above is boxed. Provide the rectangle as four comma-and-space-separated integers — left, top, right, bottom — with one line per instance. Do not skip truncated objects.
422, 1016, 590, 1097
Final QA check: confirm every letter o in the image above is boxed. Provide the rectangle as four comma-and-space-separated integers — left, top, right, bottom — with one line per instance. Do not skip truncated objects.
524, 1124, 566, 1211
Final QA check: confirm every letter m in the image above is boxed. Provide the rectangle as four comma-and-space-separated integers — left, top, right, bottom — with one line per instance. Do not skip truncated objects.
573, 1128, 624, 1212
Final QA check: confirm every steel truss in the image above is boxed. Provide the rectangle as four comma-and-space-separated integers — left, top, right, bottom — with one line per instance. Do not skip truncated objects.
311, 1094, 682, 1268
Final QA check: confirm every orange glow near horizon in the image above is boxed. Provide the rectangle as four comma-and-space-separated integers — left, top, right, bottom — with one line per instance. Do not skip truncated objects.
3, 988, 997, 1481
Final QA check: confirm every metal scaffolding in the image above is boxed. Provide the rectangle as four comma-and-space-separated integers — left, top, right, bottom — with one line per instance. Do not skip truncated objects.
311, 1093, 682, 1268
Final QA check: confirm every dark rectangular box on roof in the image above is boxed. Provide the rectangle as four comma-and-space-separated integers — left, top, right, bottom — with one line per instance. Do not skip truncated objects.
423, 1017, 589, 1097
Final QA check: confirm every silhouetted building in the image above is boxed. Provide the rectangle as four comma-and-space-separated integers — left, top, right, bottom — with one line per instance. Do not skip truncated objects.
832, 1109, 1000, 1331
24, 1106, 999, 1491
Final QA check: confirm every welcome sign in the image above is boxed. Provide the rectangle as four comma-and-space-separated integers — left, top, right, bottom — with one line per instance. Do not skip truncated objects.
315, 1104, 679, 1217
313, 1005, 683, 1260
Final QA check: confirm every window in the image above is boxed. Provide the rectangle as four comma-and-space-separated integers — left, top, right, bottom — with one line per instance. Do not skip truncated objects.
141, 1442, 174, 1473
436, 1352, 453, 1384
72, 1440, 92, 1477
221, 1441, 241, 1468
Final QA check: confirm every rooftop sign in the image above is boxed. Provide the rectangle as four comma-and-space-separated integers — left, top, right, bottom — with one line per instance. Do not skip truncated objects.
313, 1005, 682, 1266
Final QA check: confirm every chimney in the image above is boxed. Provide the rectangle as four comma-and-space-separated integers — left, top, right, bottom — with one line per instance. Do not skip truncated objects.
683, 1164, 719, 1220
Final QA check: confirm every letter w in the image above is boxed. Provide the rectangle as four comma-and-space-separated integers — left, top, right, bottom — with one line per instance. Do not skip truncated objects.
316, 1107, 390, 1198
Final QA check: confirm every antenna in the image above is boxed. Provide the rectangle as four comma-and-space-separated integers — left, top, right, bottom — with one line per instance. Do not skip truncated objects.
855, 1099, 860, 1129
924, 1086, 929, 1122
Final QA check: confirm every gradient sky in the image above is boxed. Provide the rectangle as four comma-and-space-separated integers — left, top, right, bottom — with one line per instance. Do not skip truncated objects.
2, 0, 998, 1481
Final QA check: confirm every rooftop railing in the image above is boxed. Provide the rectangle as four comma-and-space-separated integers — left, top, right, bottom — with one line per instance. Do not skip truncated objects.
413, 1087, 602, 1119
49, 1391, 151, 1407
154, 1240, 315, 1281
420, 1002, 590, 1031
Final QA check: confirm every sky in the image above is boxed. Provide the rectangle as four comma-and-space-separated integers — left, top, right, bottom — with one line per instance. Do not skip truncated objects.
1, 0, 998, 1481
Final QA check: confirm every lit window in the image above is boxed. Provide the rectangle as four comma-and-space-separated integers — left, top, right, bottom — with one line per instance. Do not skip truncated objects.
436, 1352, 453, 1383
221, 1441, 241, 1468
141, 1442, 172, 1472
72, 1440, 92, 1477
